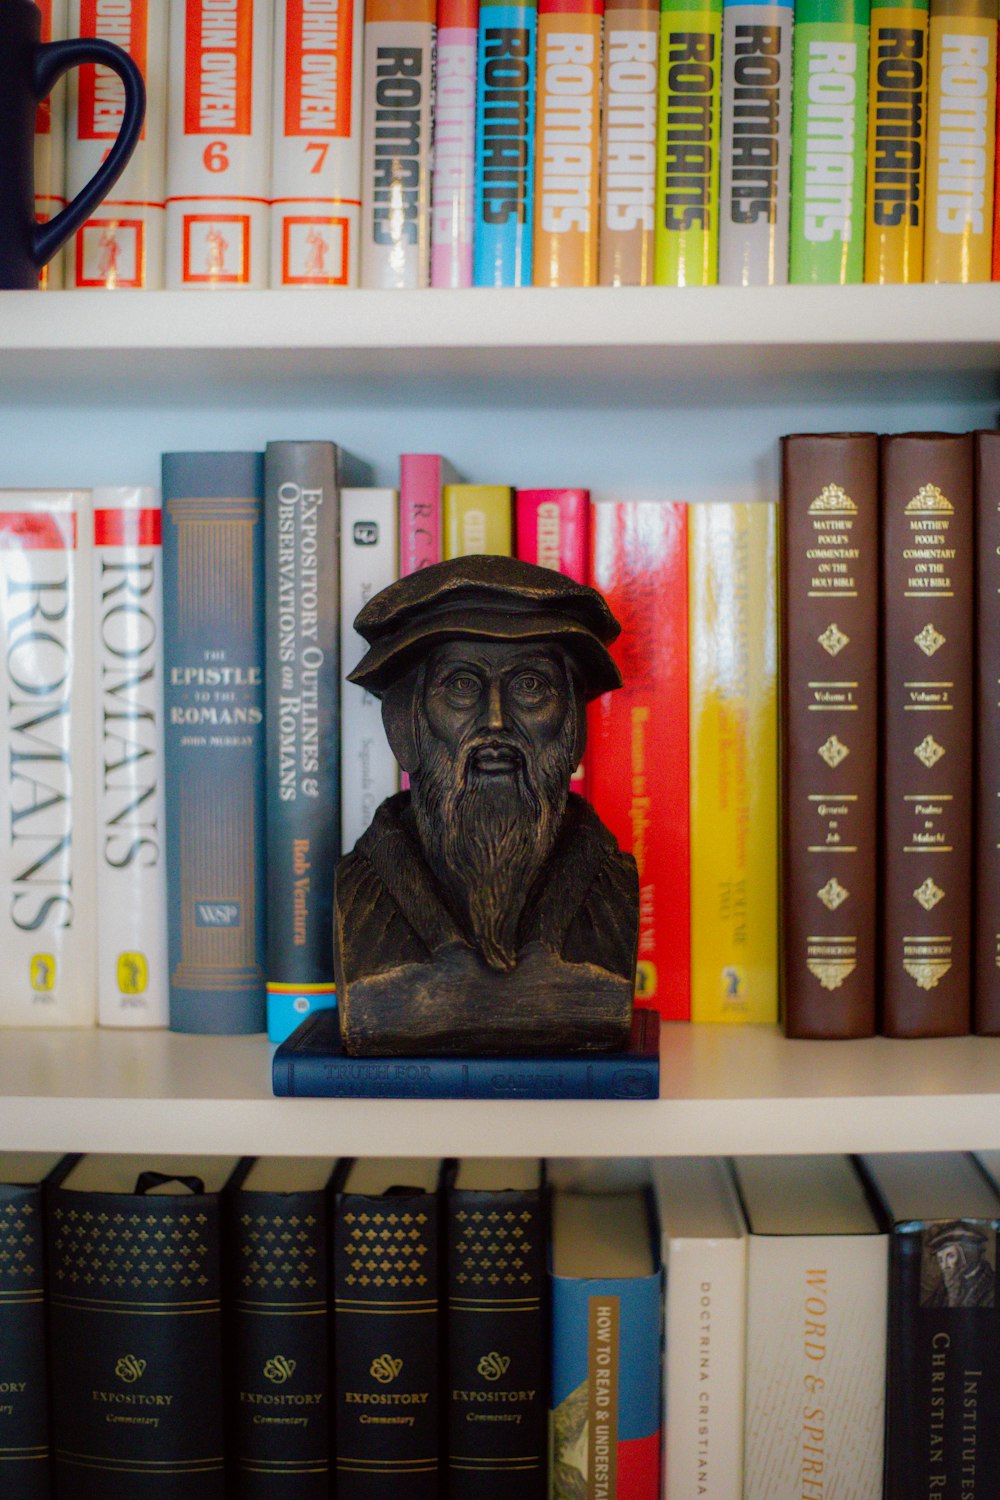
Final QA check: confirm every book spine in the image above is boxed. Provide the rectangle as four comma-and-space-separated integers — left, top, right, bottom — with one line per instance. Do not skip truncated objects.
34, 0, 67, 290
788, 0, 870, 284
400, 455, 445, 573
863, 0, 929, 281
340, 489, 400, 853
228, 1187, 331, 1499
0, 1182, 50, 1500
161, 452, 267, 1035
550, 1269, 662, 1500
743, 1230, 888, 1498
273, 1043, 660, 1095
443, 485, 514, 556
66, 0, 169, 289
93, 487, 169, 1028
599, 0, 659, 285
264, 444, 339, 1038
334, 1186, 440, 1500
881, 432, 974, 1036
689, 502, 778, 1023
432, 0, 479, 287
166, 0, 273, 289
532, 0, 604, 286
780, 434, 879, 1038
717, 0, 793, 284
663, 1234, 746, 1500
588, 501, 690, 1020
360, 0, 436, 287
654, 0, 724, 284
47, 1182, 226, 1499
885, 1217, 1000, 1498
473, 0, 538, 284
0, 491, 96, 1028
446, 1184, 547, 1500
975, 431, 1000, 1032
923, 0, 997, 282
270, 0, 365, 287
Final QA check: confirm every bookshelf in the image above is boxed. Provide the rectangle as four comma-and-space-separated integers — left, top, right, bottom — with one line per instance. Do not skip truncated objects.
1, 284, 1000, 1161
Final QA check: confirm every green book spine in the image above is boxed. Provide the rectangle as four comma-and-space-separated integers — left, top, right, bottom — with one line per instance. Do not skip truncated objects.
789, 0, 871, 282
654, 0, 725, 283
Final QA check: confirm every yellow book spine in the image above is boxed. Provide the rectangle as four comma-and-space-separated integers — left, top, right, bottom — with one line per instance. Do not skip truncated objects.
864, 3, 929, 282
443, 485, 514, 557
689, 502, 778, 1023
924, 0, 997, 282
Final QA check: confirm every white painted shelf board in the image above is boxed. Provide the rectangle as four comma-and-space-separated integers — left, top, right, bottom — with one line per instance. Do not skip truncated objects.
1, 1026, 999, 1157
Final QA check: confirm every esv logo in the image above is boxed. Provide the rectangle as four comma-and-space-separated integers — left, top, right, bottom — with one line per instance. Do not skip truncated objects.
353, 521, 379, 546
264, 1356, 296, 1385
370, 1354, 403, 1384
115, 1355, 146, 1384
477, 1352, 510, 1381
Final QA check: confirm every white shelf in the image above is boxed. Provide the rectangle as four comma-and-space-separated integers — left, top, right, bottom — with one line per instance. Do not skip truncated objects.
1, 1026, 999, 1158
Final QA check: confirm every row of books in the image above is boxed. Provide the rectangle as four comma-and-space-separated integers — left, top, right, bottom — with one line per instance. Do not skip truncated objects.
0, 457, 779, 1036
4, 1149, 999, 1499
34, 0, 1000, 291
780, 428, 1000, 1039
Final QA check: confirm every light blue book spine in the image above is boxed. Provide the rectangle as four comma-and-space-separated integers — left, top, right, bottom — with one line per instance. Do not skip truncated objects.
473, 0, 537, 285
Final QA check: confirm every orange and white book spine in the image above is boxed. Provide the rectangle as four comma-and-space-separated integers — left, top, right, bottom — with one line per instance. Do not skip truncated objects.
533, 0, 604, 285
271, 0, 364, 287
166, 0, 274, 289
361, 0, 436, 286
67, 0, 169, 289
924, 0, 997, 282
36, 0, 68, 290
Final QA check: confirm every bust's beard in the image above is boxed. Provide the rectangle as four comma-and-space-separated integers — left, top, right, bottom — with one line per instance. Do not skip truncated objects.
411, 705, 577, 972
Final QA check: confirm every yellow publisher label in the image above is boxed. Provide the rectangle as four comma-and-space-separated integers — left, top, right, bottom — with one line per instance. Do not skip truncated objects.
865, 5, 929, 282
117, 952, 149, 996
924, 6, 997, 282
30, 954, 56, 993
689, 503, 778, 1022
443, 485, 513, 557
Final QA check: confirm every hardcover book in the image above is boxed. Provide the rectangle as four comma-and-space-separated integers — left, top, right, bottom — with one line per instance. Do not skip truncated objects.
161, 451, 267, 1035
549, 1189, 662, 1500
533, 0, 603, 286
0, 1153, 66, 1500
93, 486, 168, 1028
474, 0, 537, 285
34, 0, 67, 290
588, 501, 690, 1019
860, 1152, 1000, 1500
271, 0, 364, 288
881, 431, 973, 1036
0, 489, 95, 1028
974, 431, 1000, 1032
690, 502, 778, 1023
333, 1158, 444, 1500
779, 434, 880, 1038
735, 1154, 888, 1500
272, 1005, 661, 1098
924, 0, 997, 283
166, 0, 274, 289
599, 0, 659, 286
226, 1157, 337, 1499
655, 0, 724, 285
47, 1153, 241, 1500
651, 1157, 747, 1500
400, 454, 457, 575
864, 0, 928, 282
432, 0, 479, 287
67, 0, 169, 289
443, 484, 514, 557
444, 1159, 548, 1500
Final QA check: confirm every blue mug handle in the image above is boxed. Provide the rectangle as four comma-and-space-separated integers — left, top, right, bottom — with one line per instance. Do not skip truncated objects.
32, 38, 146, 270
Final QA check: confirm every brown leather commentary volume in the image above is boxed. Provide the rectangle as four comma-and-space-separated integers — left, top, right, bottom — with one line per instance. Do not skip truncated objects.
975, 432, 1000, 1034
780, 434, 879, 1038
881, 432, 973, 1037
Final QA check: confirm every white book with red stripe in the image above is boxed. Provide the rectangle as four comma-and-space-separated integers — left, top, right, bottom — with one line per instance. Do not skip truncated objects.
93, 488, 168, 1027
166, 0, 274, 289
35, 0, 68, 290
0, 491, 96, 1027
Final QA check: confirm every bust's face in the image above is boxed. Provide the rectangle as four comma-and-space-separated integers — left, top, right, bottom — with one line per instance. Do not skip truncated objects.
421, 639, 573, 773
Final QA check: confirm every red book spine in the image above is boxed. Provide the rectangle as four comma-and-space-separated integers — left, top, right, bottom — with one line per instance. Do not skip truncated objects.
399, 454, 445, 575
588, 501, 690, 1020
974, 431, 1000, 1031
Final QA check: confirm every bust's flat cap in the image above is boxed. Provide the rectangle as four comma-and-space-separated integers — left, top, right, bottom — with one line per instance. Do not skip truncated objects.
349, 554, 623, 700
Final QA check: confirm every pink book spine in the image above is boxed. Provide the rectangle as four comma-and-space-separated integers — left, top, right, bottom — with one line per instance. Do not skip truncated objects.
400, 454, 445, 575
516, 488, 591, 796
431, 0, 478, 286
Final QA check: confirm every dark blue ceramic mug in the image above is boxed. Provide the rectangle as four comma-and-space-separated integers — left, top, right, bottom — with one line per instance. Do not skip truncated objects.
0, 0, 146, 288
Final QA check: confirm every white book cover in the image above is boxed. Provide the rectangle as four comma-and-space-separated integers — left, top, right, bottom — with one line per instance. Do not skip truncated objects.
66, 0, 169, 289
0, 491, 95, 1027
735, 1155, 889, 1500
340, 488, 399, 852
35, 0, 68, 291
360, 15, 435, 287
166, 0, 274, 288
93, 487, 168, 1027
271, 0, 364, 287
651, 1157, 747, 1500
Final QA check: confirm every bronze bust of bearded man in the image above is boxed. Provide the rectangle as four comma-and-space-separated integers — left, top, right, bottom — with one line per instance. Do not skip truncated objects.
334, 555, 639, 1057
